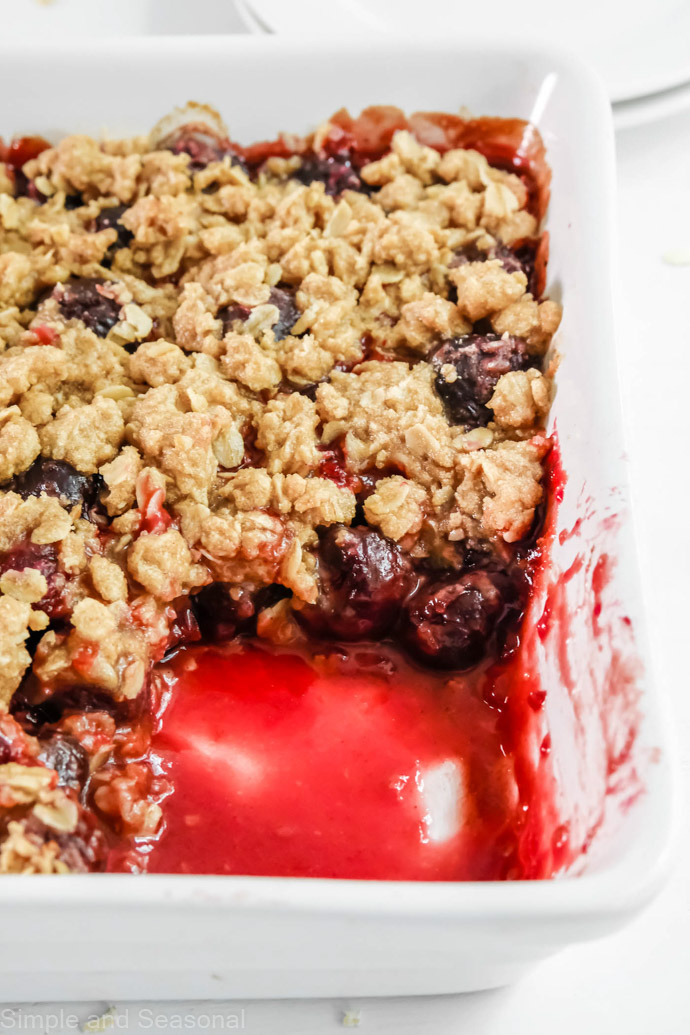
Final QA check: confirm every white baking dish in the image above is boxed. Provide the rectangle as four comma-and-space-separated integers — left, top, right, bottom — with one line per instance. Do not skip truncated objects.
0, 35, 678, 1000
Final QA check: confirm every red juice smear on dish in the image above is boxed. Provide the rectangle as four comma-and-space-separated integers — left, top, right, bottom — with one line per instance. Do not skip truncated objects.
516, 436, 643, 839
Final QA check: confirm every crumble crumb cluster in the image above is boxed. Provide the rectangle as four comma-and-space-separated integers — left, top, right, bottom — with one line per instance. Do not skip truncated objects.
0, 105, 561, 872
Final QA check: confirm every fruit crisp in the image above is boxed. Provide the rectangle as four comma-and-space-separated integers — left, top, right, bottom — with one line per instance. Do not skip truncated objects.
0, 104, 562, 878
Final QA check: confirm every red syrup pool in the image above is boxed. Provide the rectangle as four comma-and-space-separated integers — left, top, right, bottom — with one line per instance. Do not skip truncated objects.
135, 641, 559, 880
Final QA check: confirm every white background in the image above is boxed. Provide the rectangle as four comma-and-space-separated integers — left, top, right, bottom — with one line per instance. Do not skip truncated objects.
3, 8, 690, 1033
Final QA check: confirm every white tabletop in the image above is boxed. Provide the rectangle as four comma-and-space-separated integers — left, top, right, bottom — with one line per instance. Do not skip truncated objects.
4, 66, 690, 1035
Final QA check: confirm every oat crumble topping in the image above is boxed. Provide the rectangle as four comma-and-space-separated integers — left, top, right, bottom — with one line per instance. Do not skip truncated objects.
0, 104, 561, 872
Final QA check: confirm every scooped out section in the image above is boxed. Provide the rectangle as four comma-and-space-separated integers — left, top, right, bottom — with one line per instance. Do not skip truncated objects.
142, 644, 535, 880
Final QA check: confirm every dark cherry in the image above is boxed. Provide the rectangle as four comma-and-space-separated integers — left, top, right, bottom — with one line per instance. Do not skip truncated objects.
0, 539, 57, 577
430, 333, 534, 427
355, 465, 402, 502
450, 241, 521, 276
268, 286, 300, 340
6, 457, 106, 528
56, 278, 122, 338
292, 152, 363, 196
163, 602, 201, 657
191, 583, 255, 642
7, 457, 99, 509
94, 204, 133, 249
13, 169, 47, 203
0, 540, 68, 620
219, 303, 252, 335
219, 287, 299, 341
38, 733, 89, 789
64, 193, 84, 211
164, 129, 248, 174
297, 525, 415, 641
191, 583, 289, 643
403, 570, 515, 670
296, 382, 319, 401
510, 240, 540, 296
10, 683, 121, 733
490, 242, 527, 277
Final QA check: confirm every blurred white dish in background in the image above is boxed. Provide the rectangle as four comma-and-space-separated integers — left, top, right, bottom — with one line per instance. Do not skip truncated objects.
2, 0, 248, 36
9, 0, 690, 127
613, 77, 690, 130
238, 0, 690, 104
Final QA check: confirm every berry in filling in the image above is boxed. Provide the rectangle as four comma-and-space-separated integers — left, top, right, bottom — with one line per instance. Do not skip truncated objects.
6, 457, 100, 509
431, 333, 535, 427
402, 569, 518, 670
219, 287, 300, 341
162, 127, 248, 174
267, 287, 301, 340
297, 525, 415, 641
55, 278, 122, 337
93, 205, 133, 249
291, 152, 364, 195
37, 733, 89, 790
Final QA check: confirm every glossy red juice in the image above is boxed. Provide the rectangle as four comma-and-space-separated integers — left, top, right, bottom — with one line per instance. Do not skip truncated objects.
142, 641, 551, 880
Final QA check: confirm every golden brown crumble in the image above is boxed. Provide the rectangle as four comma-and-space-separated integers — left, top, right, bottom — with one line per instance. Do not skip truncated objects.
0, 106, 562, 871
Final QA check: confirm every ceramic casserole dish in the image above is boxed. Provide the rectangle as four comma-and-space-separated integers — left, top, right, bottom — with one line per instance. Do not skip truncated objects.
0, 34, 677, 1000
